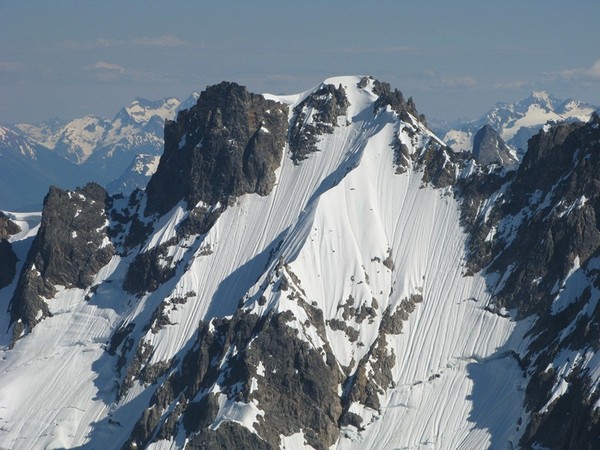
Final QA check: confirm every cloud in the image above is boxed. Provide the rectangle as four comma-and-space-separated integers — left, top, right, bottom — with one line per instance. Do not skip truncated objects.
84, 61, 126, 72
322, 45, 417, 55
62, 35, 192, 50
553, 59, 600, 81
82, 61, 166, 83
132, 35, 192, 48
83, 61, 127, 81
0, 61, 25, 72
492, 80, 535, 90
62, 38, 121, 50
421, 70, 477, 89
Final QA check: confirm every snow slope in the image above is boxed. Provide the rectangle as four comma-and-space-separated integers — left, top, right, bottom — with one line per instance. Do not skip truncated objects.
0, 77, 571, 449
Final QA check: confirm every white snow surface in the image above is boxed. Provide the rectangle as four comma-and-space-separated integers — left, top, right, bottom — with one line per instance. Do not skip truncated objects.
2, 211, 42, 243
124, 97, 180, 124
0, 76, 540, 449
500, 104, 562, 141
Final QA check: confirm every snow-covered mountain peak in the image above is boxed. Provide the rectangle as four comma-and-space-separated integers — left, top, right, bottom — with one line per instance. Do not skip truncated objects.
116, 97, 181, 125
2, 78, 600, 450
177, 91, 201, 112
50, 115, 111, 163
0, 124, 44, 159
529, 90, 555, 108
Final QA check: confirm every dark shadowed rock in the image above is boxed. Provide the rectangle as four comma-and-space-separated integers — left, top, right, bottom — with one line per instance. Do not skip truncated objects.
145, 82, 288, 216
459, 115, 600, 448
472, 124, 517, 166
289, 83, 350, 163
417, 140, 465, 188
0, 212, 21, 240
125, 309, 344, 450
0, 240, 18, 289
123, 241, 177, 295
9, 183, 113, 340
0, 212, 20, 289
371, 79, 427, 125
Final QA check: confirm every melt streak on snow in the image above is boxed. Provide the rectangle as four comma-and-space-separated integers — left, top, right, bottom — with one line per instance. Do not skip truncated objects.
1, 77, 528, 449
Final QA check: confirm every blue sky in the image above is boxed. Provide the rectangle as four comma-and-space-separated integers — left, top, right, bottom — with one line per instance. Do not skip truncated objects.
2, 0, 599, 123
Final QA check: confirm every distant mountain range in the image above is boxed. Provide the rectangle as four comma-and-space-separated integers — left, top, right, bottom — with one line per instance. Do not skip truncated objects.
1, 92, 199, 211
437, 91, 597, 155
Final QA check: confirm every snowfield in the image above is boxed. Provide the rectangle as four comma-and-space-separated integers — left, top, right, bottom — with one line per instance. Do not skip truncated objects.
0, 76, 590, 449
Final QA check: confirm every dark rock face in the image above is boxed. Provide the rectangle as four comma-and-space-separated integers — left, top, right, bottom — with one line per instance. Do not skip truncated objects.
339, 292, 422, 430
124, 309, 344, 450
416, 140, 465, 188
458, 114, 600, 448
0, 240, 18, 289
9, 183, 113, 339
367, 77, 456, 183
121, 83, 287, 296
464, 119, 600, 316
125, 83, 287, 296
186, 421, 273, 450
0, 212, 21, 240
371, 79, 427, 125
391, 135, 412, 174
122, 240, 177, 295
0, 212, 21, 289
145, 82, 288, 216
289, 83, 350, 163
472, 124, 517, 166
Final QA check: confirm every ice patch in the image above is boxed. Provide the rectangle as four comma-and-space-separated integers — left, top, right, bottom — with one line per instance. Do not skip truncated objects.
210, 393, 264, 434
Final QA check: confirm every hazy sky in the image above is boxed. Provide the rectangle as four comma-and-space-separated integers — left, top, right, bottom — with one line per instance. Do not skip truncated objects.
2, 0, 599, 124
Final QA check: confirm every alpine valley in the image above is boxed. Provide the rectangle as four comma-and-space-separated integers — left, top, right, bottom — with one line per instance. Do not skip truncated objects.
1, 76, 599, 450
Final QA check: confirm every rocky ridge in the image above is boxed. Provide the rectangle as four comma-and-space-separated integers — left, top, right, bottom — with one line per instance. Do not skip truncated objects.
1, 78, 600, 450
8, 183, 114, 340
457, 113, 600, 448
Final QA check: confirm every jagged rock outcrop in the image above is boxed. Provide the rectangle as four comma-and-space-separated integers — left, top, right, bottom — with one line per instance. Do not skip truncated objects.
366, 77, 459, 184
122, 240, 177, 294
463, 117, 600, 315
125, 82, 288, 295
0, 240, 18, 289
370, 78, 427, 125
145, 82, 288, 215
0, 212, 21, 240
472, 124, 517, 166
0, 212, 21, 289
416, 139, 464, 188
8, 183, 113, 339
125, 309, 344, 450
289, 83, 350, 163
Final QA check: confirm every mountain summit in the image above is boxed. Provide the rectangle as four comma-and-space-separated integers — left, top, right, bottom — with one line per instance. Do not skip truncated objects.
1, 77, 599, 449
